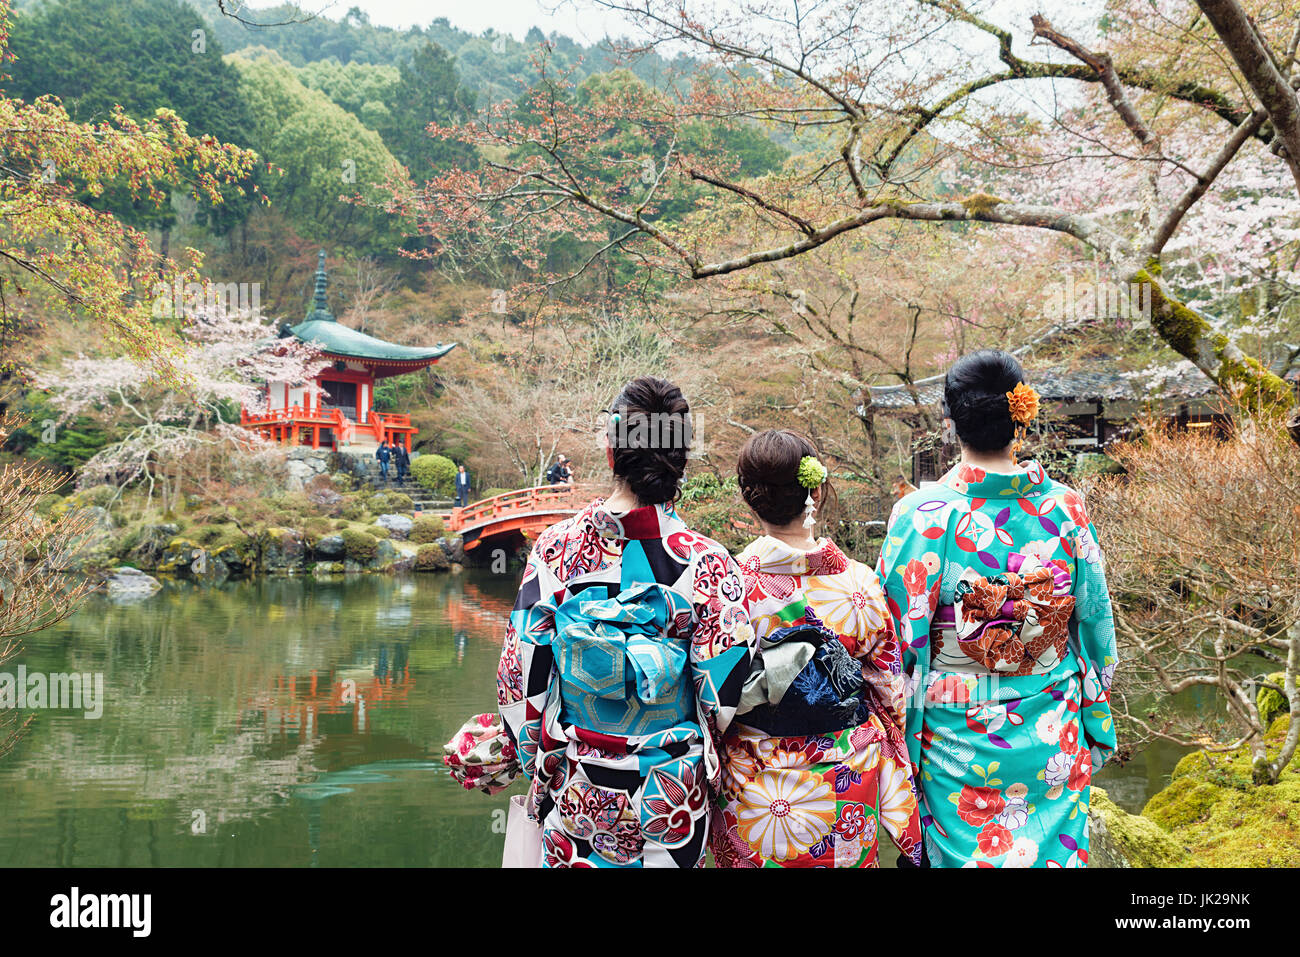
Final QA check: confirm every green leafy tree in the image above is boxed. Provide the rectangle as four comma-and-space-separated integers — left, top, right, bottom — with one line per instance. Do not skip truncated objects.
377, 42, 477, 179
231, 49, 406, 257
8, 0, 256, 236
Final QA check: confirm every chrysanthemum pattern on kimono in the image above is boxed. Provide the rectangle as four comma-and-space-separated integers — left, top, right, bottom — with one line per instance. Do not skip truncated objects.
712, 536, 924, 868
497, 499, 757, 868
876, 461, 1117, 869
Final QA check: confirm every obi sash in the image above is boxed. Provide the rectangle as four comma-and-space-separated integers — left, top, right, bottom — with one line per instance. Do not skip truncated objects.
550, 582, 696, 737
930, 553, 1076, 677
736, 622, 870, 737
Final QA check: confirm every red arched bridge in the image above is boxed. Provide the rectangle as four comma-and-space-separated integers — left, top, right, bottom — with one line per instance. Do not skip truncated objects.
446, 485, 587, 553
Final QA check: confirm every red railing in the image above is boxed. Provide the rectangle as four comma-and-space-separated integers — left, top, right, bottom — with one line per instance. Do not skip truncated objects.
240, 404, 349, 446
239, 404, 418, 447
448, 484, 586, 533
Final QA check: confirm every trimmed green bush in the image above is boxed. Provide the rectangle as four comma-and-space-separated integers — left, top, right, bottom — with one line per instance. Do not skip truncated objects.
409, 516, 446, 544
410, 453, 457, 496
340, 495, 370, 521
368, 490, 414, 513
364, 524, 391, 540
340, 528, 379, 563
415, 543, 450, 571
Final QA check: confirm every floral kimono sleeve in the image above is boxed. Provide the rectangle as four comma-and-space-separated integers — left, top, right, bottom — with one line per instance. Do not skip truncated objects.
1063, 496, 1118, 769
875, 498, 944, 778
497, 538, 565, 782
688, 549, 758, 790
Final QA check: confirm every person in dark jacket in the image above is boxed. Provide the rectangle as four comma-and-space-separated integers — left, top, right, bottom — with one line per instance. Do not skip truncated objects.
455, 464, 471, 507
376, 439, 392, 481
394, 442, 411, 481
545, 454, 571, 487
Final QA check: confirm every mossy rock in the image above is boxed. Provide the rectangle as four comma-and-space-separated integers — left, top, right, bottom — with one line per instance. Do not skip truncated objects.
1141, 715, 1300, 867
1257, 672, 1289, 727
340, 528, 379, 563
1087, 787, 1188, 868
415, 543, 451, 572
409, 515, 446, 544
158, 537, 202, 574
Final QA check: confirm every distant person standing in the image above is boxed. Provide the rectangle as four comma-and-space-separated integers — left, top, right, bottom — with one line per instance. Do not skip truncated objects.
394, 442, 411, 482
376, 439, 392, 482
455, 464, 471, 507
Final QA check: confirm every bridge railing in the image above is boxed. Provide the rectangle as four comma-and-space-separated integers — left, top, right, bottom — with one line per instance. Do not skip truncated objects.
448, 484, 587, 533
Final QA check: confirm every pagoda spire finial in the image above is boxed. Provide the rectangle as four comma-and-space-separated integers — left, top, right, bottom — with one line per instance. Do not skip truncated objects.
307, 249, 334, 322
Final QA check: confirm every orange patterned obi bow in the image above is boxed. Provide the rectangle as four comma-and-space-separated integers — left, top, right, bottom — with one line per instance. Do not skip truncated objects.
951, 557, 1074, 676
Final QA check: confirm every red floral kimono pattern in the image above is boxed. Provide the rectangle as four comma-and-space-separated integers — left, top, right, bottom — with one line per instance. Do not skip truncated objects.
498, 499, 758, 868
712, 536, 923, 867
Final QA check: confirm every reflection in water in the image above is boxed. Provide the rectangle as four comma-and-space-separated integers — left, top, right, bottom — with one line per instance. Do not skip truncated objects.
0, 572, 522, 867
0, 570, 1179, 865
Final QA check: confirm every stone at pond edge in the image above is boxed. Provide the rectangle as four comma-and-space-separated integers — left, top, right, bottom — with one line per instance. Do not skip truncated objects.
1087, 787, 1187, 868
367, 538, 398, 571
314, 534, 346, 558
104, 566, 163, 602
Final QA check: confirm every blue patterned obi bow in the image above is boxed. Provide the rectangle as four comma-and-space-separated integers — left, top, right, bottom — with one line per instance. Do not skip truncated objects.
552, 582, 690, 705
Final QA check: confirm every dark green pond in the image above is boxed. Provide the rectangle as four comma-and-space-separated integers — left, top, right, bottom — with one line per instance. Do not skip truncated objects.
0, 569, 1177, 867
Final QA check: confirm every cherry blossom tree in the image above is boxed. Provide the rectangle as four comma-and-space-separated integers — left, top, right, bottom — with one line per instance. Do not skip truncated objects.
396, 0, 1300, 414
38, 309, 326, 508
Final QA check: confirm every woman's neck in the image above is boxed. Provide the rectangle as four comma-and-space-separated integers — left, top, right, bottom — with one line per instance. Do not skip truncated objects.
960, 446, 1019, 472
762, 521, 818, 552
603, 484, 641, 513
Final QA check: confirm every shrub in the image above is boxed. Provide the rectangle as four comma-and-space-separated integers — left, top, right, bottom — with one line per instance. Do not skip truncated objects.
1087, 416, 1300, 783
368, 490, 413, 513
340, 528, 379, 563
409, 516, 446, 544
301, 516, 334, 542
364, 523, 391, 539
270, 491, 314, 518
340, 495, 370, 521
480, 487, 511, 499
410, 453, 457, 496
415, 543, 450, 571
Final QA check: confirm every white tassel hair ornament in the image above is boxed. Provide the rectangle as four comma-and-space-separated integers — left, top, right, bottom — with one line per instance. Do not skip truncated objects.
796, 455, 828, 529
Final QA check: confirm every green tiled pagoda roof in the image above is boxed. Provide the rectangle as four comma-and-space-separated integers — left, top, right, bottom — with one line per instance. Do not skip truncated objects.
289, 249, 454, 364
289, 318, 456, 363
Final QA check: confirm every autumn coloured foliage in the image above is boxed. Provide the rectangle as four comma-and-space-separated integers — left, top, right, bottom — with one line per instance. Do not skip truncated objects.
0, 0, 261, 366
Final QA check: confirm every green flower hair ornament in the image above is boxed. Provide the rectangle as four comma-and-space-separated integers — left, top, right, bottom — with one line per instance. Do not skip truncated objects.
797, 455, 828, 489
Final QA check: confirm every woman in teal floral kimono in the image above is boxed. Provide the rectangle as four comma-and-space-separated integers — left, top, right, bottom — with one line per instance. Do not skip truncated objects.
876, 351, 1117, 868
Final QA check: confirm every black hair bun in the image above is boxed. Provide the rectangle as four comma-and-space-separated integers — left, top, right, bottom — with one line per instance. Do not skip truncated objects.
608, 376, 690, 505
943, 350, 1026, 453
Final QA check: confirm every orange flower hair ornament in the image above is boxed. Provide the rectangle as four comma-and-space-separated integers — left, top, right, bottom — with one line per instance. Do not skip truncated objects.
1006, 382, 1040, 461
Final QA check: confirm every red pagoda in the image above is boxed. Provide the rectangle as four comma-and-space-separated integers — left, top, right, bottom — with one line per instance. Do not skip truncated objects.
241, 251, 454, 452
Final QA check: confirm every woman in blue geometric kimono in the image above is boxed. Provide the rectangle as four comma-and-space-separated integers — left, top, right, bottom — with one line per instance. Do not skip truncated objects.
445, 376, 758, 867
876, 351, 1117, 868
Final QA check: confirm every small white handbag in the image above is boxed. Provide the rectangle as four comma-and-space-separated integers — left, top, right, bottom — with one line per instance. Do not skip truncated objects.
502, 794, 544, 868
